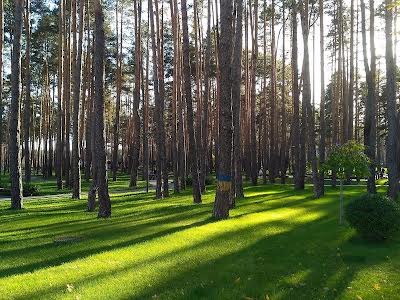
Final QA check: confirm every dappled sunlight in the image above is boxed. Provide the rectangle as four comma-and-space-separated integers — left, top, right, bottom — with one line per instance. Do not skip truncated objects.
1, 184, 400, 299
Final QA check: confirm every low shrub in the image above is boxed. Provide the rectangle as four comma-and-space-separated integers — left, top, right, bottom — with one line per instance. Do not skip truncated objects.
346, 193, 400, 241
186, 175, 216, 186
23, 183, 40, 197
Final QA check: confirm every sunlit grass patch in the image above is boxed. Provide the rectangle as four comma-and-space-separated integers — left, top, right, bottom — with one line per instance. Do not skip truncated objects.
0, 184, 399, 299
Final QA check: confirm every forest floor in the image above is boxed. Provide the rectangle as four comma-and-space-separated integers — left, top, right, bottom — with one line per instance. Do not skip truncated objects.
0, 182, 399, 299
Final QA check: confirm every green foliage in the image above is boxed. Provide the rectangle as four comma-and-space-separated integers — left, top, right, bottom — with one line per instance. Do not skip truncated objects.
323, 141, 370, 180
186, 175, 215, 186
22, 183, 40, 197
346, 194, 400, 241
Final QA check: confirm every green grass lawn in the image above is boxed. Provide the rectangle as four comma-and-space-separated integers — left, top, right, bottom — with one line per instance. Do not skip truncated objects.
1, 184, 399, 299
0, 173, 147, 196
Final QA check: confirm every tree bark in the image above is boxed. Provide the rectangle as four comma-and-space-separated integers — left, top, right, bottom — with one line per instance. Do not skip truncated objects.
361, 0, 377, 194
23, 0, 31, 183
385, 0, 399, 199
130, 0, 142, 189
232, 0, 244, 200
9, 0, 24, 209
72, 0, 85, 198
317, 0, 326, 197
92, 0, 111, 218
112, 0, 122, 182
181, 0, 202, 204
213, 0, 233, 219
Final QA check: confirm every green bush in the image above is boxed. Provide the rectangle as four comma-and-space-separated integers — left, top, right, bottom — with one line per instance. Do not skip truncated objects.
205, 176, 215, 186
186, 176, 193, 187
186, 175, 215, 186
23, 183, 40, 197
346, 194, 400, 241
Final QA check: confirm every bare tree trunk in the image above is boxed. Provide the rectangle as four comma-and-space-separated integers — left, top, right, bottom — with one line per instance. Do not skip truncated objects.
280, 0, 287, 184
361, 0, 376, 194
213, 0, 233, 219
93, 0, 111, 218
317, 0, 326, 197
385, 0, 399, 199
170, 0, 180, 193
180, 0, 202, 203
300, 0, 318, 197
23, 0, 31, 183
9, 0, 24, 209
130, 0, 142, 189
112, 0, 122, 182
0, 0, 3, 178
72, 0, 85, 198
232, 0, 244, 200
57, 0, 64, 189
250, 0, 258, 185
202, 0, 212, 192
292, 1, 302, 190
64, 0, 71, 187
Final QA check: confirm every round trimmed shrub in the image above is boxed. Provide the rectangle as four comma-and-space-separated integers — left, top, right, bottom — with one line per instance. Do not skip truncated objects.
345, 194, 400, 241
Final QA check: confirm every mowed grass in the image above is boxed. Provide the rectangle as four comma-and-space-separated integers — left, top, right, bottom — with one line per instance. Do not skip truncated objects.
0, 173, 147, 196
0, 184, 400, 299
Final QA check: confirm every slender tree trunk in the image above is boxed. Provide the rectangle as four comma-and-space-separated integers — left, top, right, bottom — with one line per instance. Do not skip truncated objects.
23, 0, 31, 183
361, 0, 377, 194
280, 0, 287, 184
213, 0, 233, 219
250, 0, 258, 185
202, 0, 212, 192
92, 0, 111, 218
292, 1, 302, 190
170, 0, 180, 193
0, 0, 3, 178
112, 0, 122, 182
300, 0, 318, 197
9, 0, 24, 209
142, 38, 150, 192
385, 0, 399, 199
181, 0, 202, 204
348, 0, 355, 140
57, 0, 64, 189
64, 0, 71, 187
130, 0, 142, 189
317, 0, 326, 197
72, 0, 85, 198
232, 0, 244, 200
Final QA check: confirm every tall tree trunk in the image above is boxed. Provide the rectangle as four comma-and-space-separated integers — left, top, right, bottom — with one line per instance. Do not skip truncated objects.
385, 0, 399, 199
361, 0, 377, 194
72, 0, 85, 198
57, 0, 64, 189
181, 0, 202, 204
213, 0, 233, 219
0, 0, 3, 178
64, 0, 71, 187
202, 0, 212, 192
9, 0, 24, 209
300, 0, 318, 197
142, 38, 150, 192
232, 0, 244, 200
348, 0, 355, 140
280, 0, 287, 184
250, 0, 258, 185
130, 0, 142, 189
23, 0, 31, 183
112, 0, 122, 182
92, 0, 111, 218
317, 0, 326, 197
170, 0, 180, 193
292, 1, 302, 190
